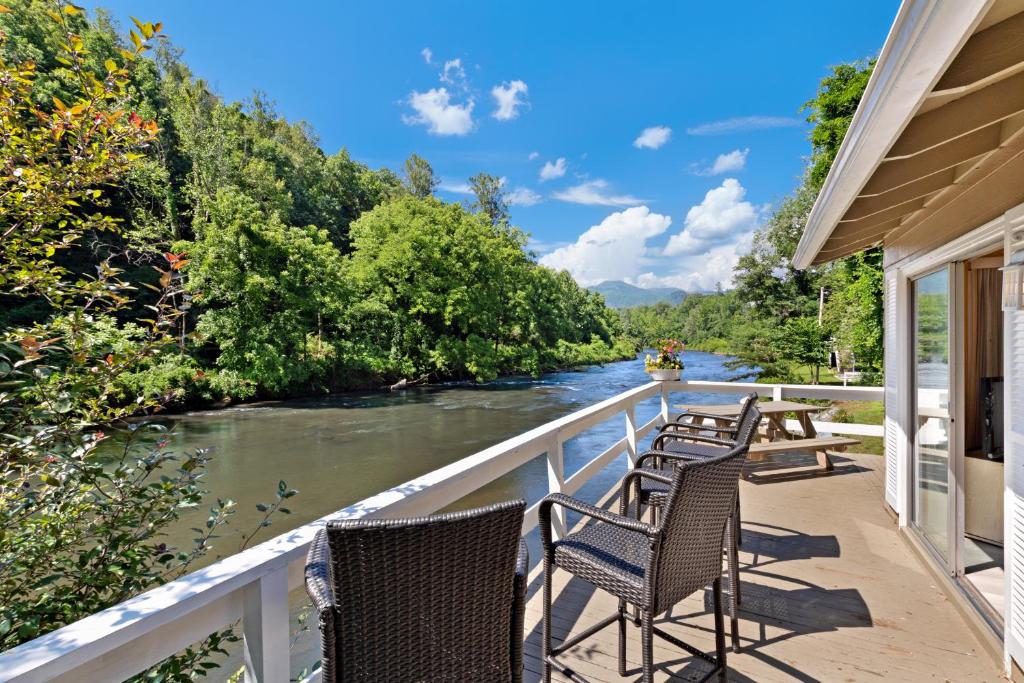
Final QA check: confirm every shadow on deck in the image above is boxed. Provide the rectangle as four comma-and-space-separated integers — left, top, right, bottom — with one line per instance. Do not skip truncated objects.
520, 451, 1003, 682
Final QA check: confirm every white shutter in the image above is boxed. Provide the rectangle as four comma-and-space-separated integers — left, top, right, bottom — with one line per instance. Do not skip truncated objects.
883, 272, 900, 511
1004, 208, 1024, 668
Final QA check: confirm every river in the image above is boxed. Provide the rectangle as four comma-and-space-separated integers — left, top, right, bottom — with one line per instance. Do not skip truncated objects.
156, 350, 743, 564
144, 350, 744, 677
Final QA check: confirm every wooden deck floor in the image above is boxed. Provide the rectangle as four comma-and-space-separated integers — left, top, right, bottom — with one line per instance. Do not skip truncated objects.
521, 451, 1004, 682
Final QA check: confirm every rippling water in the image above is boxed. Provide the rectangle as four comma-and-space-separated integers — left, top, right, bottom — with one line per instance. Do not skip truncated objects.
156, 350, 743, 560
143, 350, 745, 678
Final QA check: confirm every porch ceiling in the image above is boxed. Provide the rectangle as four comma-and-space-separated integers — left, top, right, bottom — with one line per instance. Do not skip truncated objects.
795, 0, 1024, 268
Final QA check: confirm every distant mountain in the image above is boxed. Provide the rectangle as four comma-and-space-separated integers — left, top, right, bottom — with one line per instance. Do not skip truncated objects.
588, 281, 687, 308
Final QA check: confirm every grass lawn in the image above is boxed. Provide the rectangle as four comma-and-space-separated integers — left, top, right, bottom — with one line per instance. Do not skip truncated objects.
833, 399, 884, 455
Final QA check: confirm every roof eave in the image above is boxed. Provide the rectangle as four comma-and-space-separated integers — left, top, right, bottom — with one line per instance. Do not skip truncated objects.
792, 0, 993, 269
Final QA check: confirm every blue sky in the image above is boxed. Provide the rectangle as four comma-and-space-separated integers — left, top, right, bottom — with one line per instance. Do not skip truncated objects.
90, 1, 898, 291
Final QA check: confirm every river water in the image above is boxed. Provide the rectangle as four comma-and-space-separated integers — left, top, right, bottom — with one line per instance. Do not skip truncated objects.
145, 350, 744, 678
156, 350, 743, 564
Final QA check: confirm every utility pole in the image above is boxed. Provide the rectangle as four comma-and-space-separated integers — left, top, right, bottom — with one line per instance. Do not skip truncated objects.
817, 286, 826, 326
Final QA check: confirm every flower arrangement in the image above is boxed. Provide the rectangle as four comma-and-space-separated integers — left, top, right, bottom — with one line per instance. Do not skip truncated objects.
645, 339, 685, 375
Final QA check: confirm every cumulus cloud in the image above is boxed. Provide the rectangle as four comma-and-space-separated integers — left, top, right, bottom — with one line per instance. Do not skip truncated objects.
633, 125, 672, 149
552, 179, 644, 207
663, 178, 760, 256
634, 236, 754, 291
539, 207, 672, 286
686, 116, 802, 136
440, 58, 467, 87
403, 88, 475, 136
421, 47, 433, 64
491, 80, 529, 121
506, 187, 541, 206
438, 180, 473, 194
694, 148, 750, 176
528, 151, 540, 160
538, 157, 567, 181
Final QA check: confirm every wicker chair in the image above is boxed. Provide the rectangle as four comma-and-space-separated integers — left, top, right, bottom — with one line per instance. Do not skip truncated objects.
305, 500, 528, 683
539, 445, 747, 683
633, 400, 762, 653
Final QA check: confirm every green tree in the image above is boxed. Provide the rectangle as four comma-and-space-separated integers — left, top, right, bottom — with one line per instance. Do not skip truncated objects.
469, 171, 509, 224
403, 152, 437, 198
185, 188, 349, 392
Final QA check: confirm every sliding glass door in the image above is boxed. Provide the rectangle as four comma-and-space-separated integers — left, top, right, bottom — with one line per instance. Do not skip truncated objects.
912, 267, 953, 563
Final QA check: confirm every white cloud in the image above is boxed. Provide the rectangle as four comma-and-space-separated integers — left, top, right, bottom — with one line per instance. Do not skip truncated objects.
403, 88, 475, 136
552, 179, 644, 207
694, 148, 750, 176
633, 125, 672, 150
664, 178, 760, 256
506, 187, 541, 206
528, 151, 540, 161
438, 179, 473, 194
440, 58, 467, 87
421, 47, 433, 64
686, 116, 802, 136
539, 207, 672, 286
634, 236, 753, 291
527, 237, 570, 255
538, 157, 567, 182
491, 80, 529, 121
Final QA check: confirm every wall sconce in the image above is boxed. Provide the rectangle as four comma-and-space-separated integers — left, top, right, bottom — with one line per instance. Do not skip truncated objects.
1002, 251, 1024, 310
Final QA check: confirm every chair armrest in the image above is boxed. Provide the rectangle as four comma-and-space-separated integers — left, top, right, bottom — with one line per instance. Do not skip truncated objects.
653, 431, 734, 450
511, 538, 528, 683
539, 493, 657, 551
635, 448, 704, 470
619, 467, 675, 515
305, 529, 338, 683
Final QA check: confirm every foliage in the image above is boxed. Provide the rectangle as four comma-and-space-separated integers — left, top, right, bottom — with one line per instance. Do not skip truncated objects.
803, 60, 876, 188
644, 339, 685, 371
0, 6, 295, 678
403, 152, 436, 198
469, 171, 509, 224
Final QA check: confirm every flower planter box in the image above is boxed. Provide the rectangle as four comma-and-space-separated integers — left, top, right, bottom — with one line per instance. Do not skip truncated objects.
647, 368, 682, 381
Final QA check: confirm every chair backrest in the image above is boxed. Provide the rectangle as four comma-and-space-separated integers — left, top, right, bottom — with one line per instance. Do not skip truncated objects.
646, 441, 750, 612
322, 500, 526, 682
733, 393, 761, 446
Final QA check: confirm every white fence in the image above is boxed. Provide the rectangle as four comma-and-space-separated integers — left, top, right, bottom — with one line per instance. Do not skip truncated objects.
0, 380, 883, 683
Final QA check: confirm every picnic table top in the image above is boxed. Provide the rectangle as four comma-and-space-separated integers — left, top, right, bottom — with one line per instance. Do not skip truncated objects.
673, 399, 824, 416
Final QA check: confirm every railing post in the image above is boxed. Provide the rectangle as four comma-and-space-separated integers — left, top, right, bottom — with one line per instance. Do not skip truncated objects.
546, 435, 567, 540
625, 402, 638, 468
772, 384, 783, 401
660, 382, 670, 425
243, 568, 290, 683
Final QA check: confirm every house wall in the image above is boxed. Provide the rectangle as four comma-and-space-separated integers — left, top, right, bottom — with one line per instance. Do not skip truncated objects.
883, 201, 1024, 674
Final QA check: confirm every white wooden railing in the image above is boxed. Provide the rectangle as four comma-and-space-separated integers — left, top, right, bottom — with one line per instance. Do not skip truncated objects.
0, 380, 883, 683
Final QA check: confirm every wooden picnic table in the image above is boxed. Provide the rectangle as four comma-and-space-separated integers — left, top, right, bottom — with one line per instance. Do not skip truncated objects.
673, 399, 823, 440
671, 400, 859, 472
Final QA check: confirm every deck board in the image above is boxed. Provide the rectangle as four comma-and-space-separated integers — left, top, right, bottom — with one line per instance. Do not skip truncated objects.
522, 451, 1004, 682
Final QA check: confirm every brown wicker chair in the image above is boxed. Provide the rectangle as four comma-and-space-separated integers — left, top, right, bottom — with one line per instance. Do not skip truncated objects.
539, 445, 747, 683
305, 500, 528, 683
633, 400, 762, 653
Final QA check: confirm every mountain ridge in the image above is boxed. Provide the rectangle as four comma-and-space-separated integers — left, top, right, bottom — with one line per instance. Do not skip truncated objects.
588, 280, 687, 308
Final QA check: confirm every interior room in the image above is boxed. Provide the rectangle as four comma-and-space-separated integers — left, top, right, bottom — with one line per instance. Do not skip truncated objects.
962, 249, 1005, 617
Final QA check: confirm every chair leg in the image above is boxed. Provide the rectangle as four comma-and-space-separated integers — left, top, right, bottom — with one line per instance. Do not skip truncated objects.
618, 599, 627, 676
713, 578, 728, 682
735, 495, 742, 547
543, 561, 553, 683
642, 610, 654, 683
727, 519, 740, 653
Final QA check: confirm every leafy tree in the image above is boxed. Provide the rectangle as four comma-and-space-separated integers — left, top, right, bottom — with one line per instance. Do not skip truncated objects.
469, 171, 509, 224
0, 10, 296, 679
804, 60, 876, 188
184, 188, 349, 392
403, 152, 437, 198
